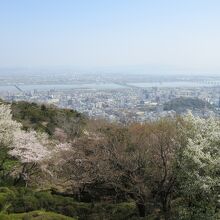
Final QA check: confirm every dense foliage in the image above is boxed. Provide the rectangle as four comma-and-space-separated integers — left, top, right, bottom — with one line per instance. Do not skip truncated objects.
0, 101, 219, 219
11, 101, 85, 140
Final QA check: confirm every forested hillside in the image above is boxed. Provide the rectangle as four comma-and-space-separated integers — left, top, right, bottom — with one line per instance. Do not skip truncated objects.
0, 101, 219, 219
11, 101, 85, 141
163, 97, 214, 113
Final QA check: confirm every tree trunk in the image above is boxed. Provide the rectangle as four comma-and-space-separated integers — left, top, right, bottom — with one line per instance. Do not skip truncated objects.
162, 197, 170, 220
136, 202, 146, 217
164, 211, 170, 220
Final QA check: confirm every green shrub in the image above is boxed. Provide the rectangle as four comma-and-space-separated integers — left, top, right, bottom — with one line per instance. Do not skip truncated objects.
11, 188, 39, 213
89, 202, 138, 220
0, 211, 75, 220
0, 187, 16, 211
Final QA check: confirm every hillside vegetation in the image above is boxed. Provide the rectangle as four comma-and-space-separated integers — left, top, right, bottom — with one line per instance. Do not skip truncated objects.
11, 101, 85, 141
0, 211, 75, 220
0, 100, 219, 219
163, 97, 213, 113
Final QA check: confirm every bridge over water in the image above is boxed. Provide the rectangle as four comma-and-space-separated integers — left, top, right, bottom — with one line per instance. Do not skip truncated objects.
113, 82, 141, 89
14, 85, 23, 92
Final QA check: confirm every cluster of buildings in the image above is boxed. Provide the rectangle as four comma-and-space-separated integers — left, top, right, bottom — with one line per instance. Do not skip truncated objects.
1, 84, 220, 123
1, 72, 220, 122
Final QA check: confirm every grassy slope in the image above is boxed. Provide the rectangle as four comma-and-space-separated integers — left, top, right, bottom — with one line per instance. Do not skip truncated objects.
0, 210, 75, 220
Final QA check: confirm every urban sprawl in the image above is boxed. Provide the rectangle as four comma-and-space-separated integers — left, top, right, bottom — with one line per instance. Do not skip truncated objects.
1, 72, 220, 123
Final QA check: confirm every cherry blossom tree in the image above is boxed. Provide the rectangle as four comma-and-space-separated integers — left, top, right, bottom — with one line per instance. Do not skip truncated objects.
0, 103, 70, 186
177, 113, 220, 219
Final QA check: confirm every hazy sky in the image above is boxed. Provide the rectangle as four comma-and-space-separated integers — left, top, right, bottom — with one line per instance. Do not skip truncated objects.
1, 0, 220, 72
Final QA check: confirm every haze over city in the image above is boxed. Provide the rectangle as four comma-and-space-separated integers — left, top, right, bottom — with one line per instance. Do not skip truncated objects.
1, 0, 220, 74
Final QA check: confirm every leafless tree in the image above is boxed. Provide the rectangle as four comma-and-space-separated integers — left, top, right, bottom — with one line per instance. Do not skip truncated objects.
53, 118, 185, 218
